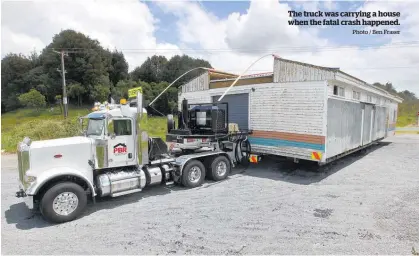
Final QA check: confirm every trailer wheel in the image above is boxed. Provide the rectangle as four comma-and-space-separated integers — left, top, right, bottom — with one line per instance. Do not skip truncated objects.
39, 182, 87, 223
181, 160, 205, 188
209, 155, 231, 181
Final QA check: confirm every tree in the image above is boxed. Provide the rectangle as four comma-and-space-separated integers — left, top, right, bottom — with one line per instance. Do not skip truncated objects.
130, 55, 168, 83
67, 82, 86, 106
161, 54, 212, 85
40, 29, 115, 104
18, 89, 46, 110
109, 50, 128, 86
112, 79, 139, 101
90, 75, 111, 102
1, 53, 33, 111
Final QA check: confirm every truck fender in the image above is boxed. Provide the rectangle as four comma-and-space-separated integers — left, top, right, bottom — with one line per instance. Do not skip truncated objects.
27, 167, 96, 197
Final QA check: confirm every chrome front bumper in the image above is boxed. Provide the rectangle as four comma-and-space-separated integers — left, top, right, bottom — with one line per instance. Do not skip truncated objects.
16, 184, 34, 210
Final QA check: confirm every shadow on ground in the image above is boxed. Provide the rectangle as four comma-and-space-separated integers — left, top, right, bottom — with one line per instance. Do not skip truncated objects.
231, 141, 392, 185
4, 185, 186, 230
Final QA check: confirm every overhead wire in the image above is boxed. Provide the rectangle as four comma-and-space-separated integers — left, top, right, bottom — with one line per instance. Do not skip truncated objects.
51, 41, 419, 53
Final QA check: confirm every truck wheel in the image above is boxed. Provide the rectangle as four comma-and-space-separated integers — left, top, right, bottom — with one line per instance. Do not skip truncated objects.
181, 160, 205, 188
209, 155, 231, 181
39, 182, 87, 223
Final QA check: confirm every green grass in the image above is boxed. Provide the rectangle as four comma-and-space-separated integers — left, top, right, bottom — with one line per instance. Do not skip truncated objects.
1, 106, 168, 153
396, 115, 418, 127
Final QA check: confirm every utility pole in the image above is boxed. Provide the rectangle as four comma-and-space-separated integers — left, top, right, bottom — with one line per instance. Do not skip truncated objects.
53, 49, 68, 118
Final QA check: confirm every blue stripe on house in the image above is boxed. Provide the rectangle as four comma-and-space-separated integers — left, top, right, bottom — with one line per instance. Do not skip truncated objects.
387, 127, 395, 131
248, 137, 325, 151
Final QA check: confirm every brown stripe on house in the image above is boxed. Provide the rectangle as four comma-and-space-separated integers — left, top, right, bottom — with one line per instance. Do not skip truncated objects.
251, 130, 326, 144
209, 75, 273, 89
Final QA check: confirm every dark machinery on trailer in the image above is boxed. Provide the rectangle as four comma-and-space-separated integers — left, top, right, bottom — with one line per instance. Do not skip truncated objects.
165, 98, 252, 165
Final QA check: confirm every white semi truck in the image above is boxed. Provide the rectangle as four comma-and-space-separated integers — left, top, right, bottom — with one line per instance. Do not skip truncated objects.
15, 92, 252, 223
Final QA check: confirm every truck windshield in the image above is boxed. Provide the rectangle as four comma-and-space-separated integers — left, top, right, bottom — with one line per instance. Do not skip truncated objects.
86, 119, 104, 136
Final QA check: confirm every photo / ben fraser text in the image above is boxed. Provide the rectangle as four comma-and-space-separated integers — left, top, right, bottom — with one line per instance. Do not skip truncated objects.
352, 29, 401, 35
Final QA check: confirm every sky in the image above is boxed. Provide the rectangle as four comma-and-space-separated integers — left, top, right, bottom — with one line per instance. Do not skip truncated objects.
1, 0, 419, 95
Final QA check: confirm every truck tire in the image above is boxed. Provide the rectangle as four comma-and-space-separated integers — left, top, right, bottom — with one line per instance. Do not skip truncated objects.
209, 155, 231, 181
181, 160, 205, 188
39, 182, 87, 223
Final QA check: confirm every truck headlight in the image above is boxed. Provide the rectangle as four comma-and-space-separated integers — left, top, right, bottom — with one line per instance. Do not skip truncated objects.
24, 175, 36, 184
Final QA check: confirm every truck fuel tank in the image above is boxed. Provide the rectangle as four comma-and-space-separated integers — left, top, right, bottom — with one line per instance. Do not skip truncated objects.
96, 168, 146, 197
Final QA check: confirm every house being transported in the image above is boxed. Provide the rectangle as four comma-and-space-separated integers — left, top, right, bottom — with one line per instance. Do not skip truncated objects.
178, 56, 403, 164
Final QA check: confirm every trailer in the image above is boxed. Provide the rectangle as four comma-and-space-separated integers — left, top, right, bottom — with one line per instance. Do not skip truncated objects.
179, 56, 403, 164
15, 92, 251, 223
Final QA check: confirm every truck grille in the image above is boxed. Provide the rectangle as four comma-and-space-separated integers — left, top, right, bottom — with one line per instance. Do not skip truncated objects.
17, 142, 30, 188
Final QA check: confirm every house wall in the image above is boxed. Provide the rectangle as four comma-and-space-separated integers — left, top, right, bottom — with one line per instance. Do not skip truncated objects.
179, 81, 328, 161
181, 72, 210, 93
273, 58, 335, 83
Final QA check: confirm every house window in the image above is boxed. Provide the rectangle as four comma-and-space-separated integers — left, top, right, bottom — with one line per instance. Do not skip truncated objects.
333, 85, 345, 97
352, 91, 360, 100
367, 95, 372, 102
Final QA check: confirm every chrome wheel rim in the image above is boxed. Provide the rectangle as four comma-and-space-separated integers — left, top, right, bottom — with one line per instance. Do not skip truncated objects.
188, 166, 202, 183
52, 192, 79, 216
216, 161, 227, 177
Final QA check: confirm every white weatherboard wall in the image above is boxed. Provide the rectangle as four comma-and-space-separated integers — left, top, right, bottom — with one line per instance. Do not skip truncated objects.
181, 72, 209, 93
249, 81, 326, 135
273, 58, 335, 83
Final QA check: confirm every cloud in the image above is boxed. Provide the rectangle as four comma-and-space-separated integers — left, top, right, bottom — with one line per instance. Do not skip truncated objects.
157, 0, 419, 95
1, 0, 181, 70
1, 0, 418, 95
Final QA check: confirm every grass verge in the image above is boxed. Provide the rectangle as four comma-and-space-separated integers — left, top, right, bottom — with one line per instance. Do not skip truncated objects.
1, 107, 168, 153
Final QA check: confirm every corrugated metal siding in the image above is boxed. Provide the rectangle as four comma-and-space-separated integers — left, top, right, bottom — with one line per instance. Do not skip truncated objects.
372, 106, 387, 140
325, 100, 389, 159
362, 104, 373, 145
181, 72, 209, 93
326, 98, 363, 158
213, 93, 249, 130
273, 58, 335, 83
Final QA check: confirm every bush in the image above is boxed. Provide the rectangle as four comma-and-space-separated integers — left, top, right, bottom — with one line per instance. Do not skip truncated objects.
18, 89, 46, 110
1, 117, 80, 153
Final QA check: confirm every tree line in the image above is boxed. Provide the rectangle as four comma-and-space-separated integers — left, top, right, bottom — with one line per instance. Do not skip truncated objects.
1, 29, 211, 115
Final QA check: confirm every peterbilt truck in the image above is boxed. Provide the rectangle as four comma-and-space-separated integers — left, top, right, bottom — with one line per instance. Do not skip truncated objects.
15, 92, 252, 223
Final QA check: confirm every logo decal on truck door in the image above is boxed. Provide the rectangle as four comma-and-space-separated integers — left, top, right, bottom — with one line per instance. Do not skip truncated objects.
113, 143, 127, 155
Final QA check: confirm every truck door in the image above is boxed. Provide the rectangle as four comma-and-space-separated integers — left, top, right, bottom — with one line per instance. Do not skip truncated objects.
107, 118, 136, 167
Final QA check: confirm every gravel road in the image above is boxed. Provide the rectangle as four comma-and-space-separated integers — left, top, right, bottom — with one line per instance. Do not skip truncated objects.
2, 135, 419, 255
